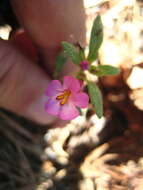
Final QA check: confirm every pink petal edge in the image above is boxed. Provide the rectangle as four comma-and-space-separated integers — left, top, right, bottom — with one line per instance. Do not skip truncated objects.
59, 102, 79, 120
63, 76, 80, 92
45, 80, 62, 97
71, 92, 89, 108
45, 98, 60, 116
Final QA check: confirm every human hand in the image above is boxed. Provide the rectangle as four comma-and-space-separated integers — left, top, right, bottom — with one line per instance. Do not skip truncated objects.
0, 0, 86, 125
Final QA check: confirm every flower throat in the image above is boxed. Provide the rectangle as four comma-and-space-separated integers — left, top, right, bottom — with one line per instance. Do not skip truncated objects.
56, 89, 71, 105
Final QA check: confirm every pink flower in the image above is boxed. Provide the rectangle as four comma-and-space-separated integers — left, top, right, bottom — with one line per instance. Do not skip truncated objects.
45, 76, 89, 120
80, 61, 89, 70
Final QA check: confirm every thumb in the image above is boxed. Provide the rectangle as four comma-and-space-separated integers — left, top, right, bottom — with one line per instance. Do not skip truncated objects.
0, 38, 56, 125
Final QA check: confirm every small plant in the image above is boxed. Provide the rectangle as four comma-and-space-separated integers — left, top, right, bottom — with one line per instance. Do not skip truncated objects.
45, 15, 120, 120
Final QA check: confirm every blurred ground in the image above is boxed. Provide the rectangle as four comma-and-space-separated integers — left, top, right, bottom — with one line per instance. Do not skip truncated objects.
37, 1, 143, 190
1, 0, 143, 190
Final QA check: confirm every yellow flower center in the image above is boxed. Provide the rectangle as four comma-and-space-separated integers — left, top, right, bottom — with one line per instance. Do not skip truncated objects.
56, 90, 71, 105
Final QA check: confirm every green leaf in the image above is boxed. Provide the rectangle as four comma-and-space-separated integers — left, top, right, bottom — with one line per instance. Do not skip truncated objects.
87, 15, 103, 63
87, 81, 103, 118
90, 65, 120, 77
79, 48, 86, 62
62, 41, 81, 65
75, 42, 86, 62
54, 52, 67, 78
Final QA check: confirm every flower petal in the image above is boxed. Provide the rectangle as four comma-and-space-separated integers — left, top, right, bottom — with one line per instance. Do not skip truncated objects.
45, 98, 60, 116
46, 80, 62, 97
71, 92, 89, 108
59, 102, 79, 120
63, 76, 80, 92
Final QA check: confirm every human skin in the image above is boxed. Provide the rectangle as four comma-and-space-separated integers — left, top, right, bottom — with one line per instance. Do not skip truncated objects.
0, 0, 86, 125
11, 0, 86, 73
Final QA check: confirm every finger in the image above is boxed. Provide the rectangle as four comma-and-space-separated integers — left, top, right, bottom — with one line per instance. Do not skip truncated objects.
0, 39, 56, 124
11, 0, 86, 74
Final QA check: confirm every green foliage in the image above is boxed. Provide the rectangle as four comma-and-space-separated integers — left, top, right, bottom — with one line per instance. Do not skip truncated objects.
54, 52, 67, 78
62, 42, 81, 65
87, 81, 103, 118
87, 15, 103, 63
79, 48, 86, 62
90, 65, 120, 77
